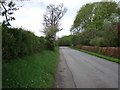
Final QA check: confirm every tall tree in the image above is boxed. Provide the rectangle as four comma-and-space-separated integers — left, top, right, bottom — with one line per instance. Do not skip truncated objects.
43, 3, 67, 38
43, 3, 67, 50
70, 3, 94, 34
71, 1, 118, 34
70, 1, 119, 47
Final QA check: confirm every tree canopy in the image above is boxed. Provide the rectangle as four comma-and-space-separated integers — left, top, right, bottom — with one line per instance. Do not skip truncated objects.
69, 1, 119, 47
71, 1, 118, 33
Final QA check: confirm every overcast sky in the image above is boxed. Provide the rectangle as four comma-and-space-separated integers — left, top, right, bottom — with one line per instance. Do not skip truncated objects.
4, 0, 120, 38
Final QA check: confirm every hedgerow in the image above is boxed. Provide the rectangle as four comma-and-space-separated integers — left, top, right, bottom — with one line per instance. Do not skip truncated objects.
2, 25, 48, 61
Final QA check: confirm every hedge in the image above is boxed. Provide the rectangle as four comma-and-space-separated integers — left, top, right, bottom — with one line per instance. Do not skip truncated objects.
2, 25, 48, 61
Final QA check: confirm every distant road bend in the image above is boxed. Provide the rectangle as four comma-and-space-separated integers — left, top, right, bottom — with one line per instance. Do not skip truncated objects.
54, 47, 118, 88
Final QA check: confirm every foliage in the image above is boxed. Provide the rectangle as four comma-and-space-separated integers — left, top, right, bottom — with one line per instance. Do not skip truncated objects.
70, 29, 100, 46
2, 25, 48, 61
71, 35, 81, 46
44, 26, 57, 50
58, 35, 73, 46
43, 3, 67, 50
102, 13, 119, 47
78, 29, 101, 45
70, 3, 94, 33
71, 1, 118, 32
0, 1, 18, 26
3, 47, 59, 88
90, 37, 106, 47
70, 1, 119, 47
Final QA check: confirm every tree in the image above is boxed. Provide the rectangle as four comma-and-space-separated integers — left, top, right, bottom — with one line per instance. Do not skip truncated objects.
102, 13, 119, 47
71, 1, 118, 34
58, 35, 73, 46
117, 1, 120, 46
70, 1, 119, 47
43, 3, 67, 50
90, 37, 106, 47
0, 0, 18, 26
70, 3, 94, 34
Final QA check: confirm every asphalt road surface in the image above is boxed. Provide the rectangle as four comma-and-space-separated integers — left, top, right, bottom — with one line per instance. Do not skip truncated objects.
54, 47, 118, 88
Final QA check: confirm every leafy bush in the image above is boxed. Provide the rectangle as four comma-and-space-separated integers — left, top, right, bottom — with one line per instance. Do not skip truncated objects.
58, 35, 73, 46
2, 25, 47, 61
90, 37, 106, 47
71, 35, 81, 46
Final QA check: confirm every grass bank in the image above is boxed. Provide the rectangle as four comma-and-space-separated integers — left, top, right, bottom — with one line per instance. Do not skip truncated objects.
70, 47, 120, 64
2, 48, 59, 88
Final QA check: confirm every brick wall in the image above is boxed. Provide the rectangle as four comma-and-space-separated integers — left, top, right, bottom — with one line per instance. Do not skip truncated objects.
76, 45, 120, 59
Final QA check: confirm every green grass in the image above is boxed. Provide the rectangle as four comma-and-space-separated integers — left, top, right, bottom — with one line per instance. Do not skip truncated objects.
70, 47, 120, 64
2, 48, 59, 88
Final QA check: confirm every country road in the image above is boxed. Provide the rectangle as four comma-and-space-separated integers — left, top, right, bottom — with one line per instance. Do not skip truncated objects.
54, 47, 118, 88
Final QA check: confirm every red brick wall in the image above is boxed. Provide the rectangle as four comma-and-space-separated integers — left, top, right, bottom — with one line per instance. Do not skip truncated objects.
99, 47, 120, 59
81, 46, 98, 52
76, 45, 120, 59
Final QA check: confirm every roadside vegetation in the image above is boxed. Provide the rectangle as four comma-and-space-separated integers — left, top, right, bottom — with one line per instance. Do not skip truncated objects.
2, 25, 59, 88
2, 25, 48, 61
1, 1, 66, 88
70, 1, 120, 47
58, 1, 120, 47
3, 48, 59, 88
1, 0, 120, 88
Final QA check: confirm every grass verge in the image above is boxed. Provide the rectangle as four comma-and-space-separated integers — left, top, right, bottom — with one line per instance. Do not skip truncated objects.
70, 47, 120, 64
2, 48, 59, 88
